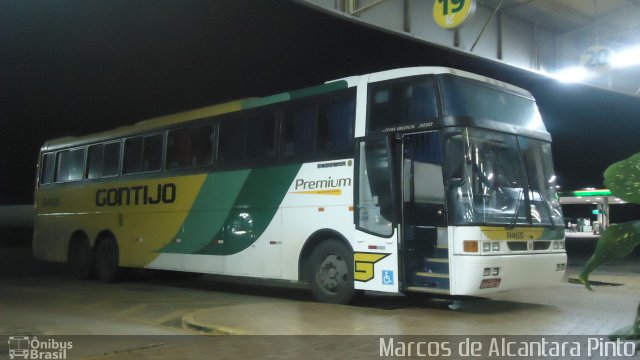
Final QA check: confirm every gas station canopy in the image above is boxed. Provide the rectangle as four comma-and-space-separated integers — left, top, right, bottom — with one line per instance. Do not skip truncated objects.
558, 189, 626, 231
558, 189, 626, 205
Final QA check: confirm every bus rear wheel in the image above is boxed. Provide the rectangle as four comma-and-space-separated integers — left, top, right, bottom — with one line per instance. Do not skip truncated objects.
68, 237, 94, 280
95, 237, 121, 283
307, 239, 355, 304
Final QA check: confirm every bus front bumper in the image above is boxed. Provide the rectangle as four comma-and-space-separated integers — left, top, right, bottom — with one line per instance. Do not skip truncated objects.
450, 253, 567, 296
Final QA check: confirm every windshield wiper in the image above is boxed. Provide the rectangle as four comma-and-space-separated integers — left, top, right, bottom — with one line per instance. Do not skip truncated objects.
506, 188, 524, 230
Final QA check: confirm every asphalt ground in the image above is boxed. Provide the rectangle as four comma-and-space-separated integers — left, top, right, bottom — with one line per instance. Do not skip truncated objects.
1, 229, 638, 359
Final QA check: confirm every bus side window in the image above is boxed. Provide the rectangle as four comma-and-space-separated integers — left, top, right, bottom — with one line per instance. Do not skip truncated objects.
166, 128, 190, 169
56, 151, 70, 182
123, 137, 143, 174
246, 112, 276, 160
87, 144, 105, 179
102, 142, 121, 177
190, 124, 214, 166
123, 134, 163, 174
141, 134, 163, 172
282, 106, 315, 157
317, 98, 354, 153
56, 148, 84, 182
67, 148, 86, 181
167, 124, 214, 169
368, 77, 437, 132
219, 118, 246, 164
369, 87, 393, 132
40, 153, 55, 185
89, 142, 121, 179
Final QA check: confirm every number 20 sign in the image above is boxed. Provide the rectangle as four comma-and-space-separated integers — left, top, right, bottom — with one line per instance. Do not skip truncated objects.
580, 45, 616, 74
433, 0, 477, 30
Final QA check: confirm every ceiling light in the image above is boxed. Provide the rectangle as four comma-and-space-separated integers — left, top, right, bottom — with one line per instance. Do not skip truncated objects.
551, 67, 592, 83
612, 46, 640, 68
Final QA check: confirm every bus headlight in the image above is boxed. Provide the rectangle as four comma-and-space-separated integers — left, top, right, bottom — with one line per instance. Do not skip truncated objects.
491, 242, 500, 251
482, 242, 491, 252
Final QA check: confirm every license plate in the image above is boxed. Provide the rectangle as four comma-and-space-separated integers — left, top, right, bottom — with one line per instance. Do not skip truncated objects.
480, 278, 501, 289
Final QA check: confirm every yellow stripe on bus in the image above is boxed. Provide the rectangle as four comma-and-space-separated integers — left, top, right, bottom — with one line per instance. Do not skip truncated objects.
36, 174, 207, 267
480, 227, 545, 241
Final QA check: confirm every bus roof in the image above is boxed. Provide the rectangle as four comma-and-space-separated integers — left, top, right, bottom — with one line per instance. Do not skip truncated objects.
41, 67, 531, 151
41, 79, 350, 152
329, 66, 533, 98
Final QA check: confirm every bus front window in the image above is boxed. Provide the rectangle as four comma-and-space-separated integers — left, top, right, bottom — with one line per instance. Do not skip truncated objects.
520, 137, 564, 227
445, 128, 561, 227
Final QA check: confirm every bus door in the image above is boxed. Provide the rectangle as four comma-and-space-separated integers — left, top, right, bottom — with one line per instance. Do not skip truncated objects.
401, 131, 449, 291
354, 136, 399, 293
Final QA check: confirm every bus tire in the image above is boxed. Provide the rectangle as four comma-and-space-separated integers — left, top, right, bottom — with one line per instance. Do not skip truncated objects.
68, 236, 94, 280
307, 239, 355, 304
95, 237, 121, 283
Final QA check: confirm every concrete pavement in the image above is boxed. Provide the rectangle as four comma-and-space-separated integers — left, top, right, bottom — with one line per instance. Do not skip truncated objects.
179, 264, 640, 336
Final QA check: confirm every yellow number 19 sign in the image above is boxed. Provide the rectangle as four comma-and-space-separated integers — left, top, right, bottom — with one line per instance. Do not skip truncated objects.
433, 0, 477, 30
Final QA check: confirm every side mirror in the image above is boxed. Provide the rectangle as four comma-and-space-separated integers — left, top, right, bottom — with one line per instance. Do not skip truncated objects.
449, 177, 465, 187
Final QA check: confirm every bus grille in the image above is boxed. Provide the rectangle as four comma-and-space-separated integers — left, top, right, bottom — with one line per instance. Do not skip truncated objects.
507, 241, 551, 251
507, 242, 527, 251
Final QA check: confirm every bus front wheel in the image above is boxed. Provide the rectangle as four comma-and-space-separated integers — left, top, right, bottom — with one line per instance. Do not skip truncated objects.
307, 239, 355, 304
95, 237, 121, 283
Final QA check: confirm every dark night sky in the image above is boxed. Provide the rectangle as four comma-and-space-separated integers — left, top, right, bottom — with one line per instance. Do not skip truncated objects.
2, 0, 640, 205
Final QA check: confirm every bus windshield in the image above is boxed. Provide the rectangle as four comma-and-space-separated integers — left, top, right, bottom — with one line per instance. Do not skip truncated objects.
445, 127, 563, 227
440, 76, 545, 132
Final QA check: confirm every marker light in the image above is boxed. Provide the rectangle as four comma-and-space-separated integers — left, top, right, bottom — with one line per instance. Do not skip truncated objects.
464, 241, 479, 253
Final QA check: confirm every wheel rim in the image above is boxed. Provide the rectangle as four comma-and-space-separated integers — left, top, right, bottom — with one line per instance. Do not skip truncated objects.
316, 254, 348, 293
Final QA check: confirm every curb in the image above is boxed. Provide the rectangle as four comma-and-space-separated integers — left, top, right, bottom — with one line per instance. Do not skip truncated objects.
181, 310, 247, 335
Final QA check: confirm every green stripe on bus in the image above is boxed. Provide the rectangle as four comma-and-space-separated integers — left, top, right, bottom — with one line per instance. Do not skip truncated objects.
289, 80, 349, 99
238, 80, 348, 110
160, 170, 251, 254
241, 93, 290, 109
195, 163, 302, 255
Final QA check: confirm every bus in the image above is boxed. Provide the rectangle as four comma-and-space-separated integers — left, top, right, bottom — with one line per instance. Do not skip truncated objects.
8, 336, 29, 359
33, 67, 567, 304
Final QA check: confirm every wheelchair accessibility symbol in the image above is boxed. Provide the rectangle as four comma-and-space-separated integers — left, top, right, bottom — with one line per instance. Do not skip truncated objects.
382, 270, 394, 286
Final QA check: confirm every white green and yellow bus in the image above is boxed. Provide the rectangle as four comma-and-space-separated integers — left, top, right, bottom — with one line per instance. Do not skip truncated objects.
33, 67, 566, 304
